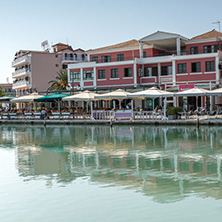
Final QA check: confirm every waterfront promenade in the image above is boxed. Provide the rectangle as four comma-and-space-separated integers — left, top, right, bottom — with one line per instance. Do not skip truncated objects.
1, 115, 222, 126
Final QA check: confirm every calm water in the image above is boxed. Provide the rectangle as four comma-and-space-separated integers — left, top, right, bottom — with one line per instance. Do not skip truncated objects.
0, 125, 222, 222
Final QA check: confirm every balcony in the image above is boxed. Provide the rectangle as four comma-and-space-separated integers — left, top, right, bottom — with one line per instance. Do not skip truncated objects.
12, 80, 32, 90
12, 55, 31, 67
62, 56, 87, 64
12, 68, 31, 78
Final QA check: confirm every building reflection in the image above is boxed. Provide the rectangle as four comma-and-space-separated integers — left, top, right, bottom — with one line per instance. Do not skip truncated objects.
0, 125, 222, 202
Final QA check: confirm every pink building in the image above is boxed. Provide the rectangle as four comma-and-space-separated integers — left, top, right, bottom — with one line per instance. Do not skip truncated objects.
12, 43, 87, 96
68, 29, 222, 108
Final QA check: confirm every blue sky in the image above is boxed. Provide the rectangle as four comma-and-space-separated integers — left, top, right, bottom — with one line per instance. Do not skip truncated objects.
1, 0, 222, 82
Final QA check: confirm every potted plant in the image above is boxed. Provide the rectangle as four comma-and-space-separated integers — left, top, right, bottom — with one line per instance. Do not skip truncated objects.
167, 107, 183, 120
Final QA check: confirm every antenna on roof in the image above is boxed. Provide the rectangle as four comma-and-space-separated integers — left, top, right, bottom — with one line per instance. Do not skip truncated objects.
6, 77, 9, 83
41, 40, 50, 52
212, 20, 221, 32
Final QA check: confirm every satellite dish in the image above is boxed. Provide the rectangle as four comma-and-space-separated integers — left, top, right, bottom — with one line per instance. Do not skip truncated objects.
41, 40, 50, 52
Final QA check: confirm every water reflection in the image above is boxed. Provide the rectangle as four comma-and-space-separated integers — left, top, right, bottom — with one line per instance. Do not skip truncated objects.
0, 125, 222, 203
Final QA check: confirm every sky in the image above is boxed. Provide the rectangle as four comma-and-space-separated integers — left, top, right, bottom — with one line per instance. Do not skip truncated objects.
0, 0, 222, 83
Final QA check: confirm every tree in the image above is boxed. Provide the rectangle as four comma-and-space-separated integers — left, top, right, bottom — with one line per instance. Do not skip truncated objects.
0, 85, 6, 97
48, 70, 68, 91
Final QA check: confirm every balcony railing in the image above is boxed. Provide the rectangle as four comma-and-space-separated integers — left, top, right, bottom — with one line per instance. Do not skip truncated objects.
89, 49, 221, 64
12, 80, 31, 89
12, 55, 31, 67
62, 57, 87, 63
12, 68, 31, 77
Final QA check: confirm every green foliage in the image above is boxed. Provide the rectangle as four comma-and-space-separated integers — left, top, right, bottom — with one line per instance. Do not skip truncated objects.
48, 70, 68, 91
167, 107, 183, 115
0, 86, 6, 97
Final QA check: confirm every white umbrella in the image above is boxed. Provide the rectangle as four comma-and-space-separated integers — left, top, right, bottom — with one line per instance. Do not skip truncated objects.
63, 91, 99, 118
10, 93, 43, 102
10, 93, 43, 110
95, 89, 132, 110
62, 90, 99, 102
175, 87, 209, 111
127, 86, 173, 118
174, 87, 209, 97
206, 87, 222, 96
128, 86, 173, 99
94, 89, 131, 100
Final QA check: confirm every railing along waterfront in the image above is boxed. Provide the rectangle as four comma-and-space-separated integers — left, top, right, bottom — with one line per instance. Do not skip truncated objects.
0, 110, 217, 121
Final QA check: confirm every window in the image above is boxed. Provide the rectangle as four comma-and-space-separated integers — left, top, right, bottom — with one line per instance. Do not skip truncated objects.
98, 70, 105, 79
55, 55, 58, 58
144, 67, 158, 76
203, 45, 218, 53
92, 56, 98, 63
161, 66, 172, 76
83, 70, 94, 80
191, 62, 201, 72
111, 69, 118, 78
62, 64, 68, 69
205, 61, 215, 72
124, 68, 132, 77
190, 46, 198, 54
55, 64, 59, 67
117, 54, 124, 61
178, 63, 187, 73
143, 51, 146, 58
70, 71, 80, 81
102, 55, 111, 63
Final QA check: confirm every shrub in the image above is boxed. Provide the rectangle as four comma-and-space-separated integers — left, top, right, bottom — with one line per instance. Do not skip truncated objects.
167, 107, 182, 115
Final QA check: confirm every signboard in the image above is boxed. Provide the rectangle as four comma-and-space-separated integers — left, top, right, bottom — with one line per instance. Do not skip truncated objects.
160, 76, 172, 83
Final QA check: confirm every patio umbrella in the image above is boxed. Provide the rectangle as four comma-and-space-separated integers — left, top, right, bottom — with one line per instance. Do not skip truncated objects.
175, 87, 209, 111
174, 87, 209, 97
10, 93, 43, 102
0, 96, 17, 103
127, 86, 173, 108
35, 92, 69, 112
95, 89, 132, 109
127, 87, 174, 120
62, 90, 99, 117
206, 87, 222, 96
10, 93, 44, 110
62, 90, 98, 102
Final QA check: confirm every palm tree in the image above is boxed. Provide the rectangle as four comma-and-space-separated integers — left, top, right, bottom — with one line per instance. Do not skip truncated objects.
48, 70, 68, 91
0, 85, 6, 97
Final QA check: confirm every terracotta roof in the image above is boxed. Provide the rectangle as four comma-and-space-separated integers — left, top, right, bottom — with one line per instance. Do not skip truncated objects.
52, 43, 68, 47
56, 46, 74, 52
0, 84, 12, 87
73, 48, 85, 52
87, 39, 139, 52
192, 29, 222, 40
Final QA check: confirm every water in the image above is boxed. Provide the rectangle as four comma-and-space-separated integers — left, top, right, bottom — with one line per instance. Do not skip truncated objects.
0, 125, 222, 222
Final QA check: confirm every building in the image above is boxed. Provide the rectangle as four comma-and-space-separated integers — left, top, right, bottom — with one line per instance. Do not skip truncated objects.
67, 29, 222, 108
12, 43, 87, 96
0, 83, 16, 97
